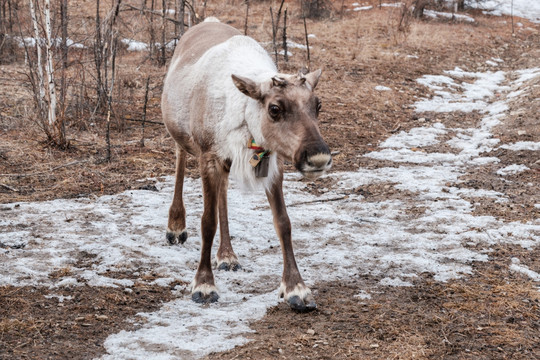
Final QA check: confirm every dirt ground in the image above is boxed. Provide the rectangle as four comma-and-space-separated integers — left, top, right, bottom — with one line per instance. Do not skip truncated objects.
1, 0, 539, 359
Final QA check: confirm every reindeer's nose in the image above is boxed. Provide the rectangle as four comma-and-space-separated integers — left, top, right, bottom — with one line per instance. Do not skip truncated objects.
307, 153, 332, 169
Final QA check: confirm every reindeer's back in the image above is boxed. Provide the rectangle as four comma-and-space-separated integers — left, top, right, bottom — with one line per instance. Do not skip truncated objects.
169, 22, 241, 72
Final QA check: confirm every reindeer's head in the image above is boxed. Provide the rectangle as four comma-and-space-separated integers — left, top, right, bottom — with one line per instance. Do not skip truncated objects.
232, 69, 332, 180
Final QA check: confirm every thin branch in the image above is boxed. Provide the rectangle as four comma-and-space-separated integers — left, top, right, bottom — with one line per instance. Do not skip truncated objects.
254, 196, 348, 210
122, 3, 184, 25
282, 8, 288, 62
244, 0, 249, 35
0, 183, 19, 192
140, 76, 151, 146
303, 16, 311, 71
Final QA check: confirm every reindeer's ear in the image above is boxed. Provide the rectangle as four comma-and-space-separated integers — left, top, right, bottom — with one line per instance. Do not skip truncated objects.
305, 69, 322, 90
232, 74, 262, 100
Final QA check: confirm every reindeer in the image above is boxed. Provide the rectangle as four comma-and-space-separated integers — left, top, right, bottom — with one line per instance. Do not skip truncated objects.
161, 20, 331, 312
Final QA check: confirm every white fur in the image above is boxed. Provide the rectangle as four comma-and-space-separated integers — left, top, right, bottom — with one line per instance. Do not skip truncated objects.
190, 282, 218, 295
214, 253, 240, 267
301, 152, 332, 180
278, 282, 312, 301
165, 35, 281, 191
166, 227, 185, 236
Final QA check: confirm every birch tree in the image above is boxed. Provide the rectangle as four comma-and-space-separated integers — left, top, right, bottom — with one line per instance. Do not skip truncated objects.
43, 0, 57, 128
28, 0, 46, 121
28, 0, 66, 147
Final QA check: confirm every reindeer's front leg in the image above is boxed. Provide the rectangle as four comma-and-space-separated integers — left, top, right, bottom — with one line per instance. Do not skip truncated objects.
191, 153, 224, 304
266, 171, 317, 312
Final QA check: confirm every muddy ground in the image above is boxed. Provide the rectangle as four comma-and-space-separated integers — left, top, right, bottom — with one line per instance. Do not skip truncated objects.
1, 0, 540, 359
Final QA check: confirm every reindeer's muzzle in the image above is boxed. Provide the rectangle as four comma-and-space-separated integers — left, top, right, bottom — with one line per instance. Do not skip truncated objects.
295, 141, 332, 180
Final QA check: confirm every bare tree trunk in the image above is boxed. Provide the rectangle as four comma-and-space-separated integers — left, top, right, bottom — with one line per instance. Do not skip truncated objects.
29, 0, 46, 122
176, 0, 185, 37
105, 2, 121, 162
160, 0, 166, 66
150, 0, 156, 58
8, 0, 13, 33
270, 8, 277, 66
412, 0, 430, 18
44, 0, 57, 129
282, 8, 288, 63
243, 0, 249, 36
94, 0, 106, 109
269, 0, 285, 68
59, 0, 68, 141
190, 0, 196, 25
303, 15, 311, 72
140, 76, 150, 146
511, 0, 514, 34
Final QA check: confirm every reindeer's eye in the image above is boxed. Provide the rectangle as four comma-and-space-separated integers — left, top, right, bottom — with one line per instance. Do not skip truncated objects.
316, 101, 322, 114
268, 104, 281, 119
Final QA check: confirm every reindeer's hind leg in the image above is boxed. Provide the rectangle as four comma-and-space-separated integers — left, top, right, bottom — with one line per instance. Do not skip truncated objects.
215, 175, 241, 271
167, 144, 188, 245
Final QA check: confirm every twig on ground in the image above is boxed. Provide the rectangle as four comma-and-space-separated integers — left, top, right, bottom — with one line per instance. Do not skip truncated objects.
0, 183, 19, 192
0, 160, 89, 178
254, 195, 347, 210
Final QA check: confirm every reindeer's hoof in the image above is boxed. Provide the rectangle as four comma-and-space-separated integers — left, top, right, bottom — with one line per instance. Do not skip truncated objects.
287, 295, 317, 313
280, 283, 317, 313
216, 255, 241, 271
217, 262, 242, 272
192, 290, 219, 304
166, 229, 187, 245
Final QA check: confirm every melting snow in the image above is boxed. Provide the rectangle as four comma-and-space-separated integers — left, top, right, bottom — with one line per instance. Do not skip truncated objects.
497, 164, 530, 176
354, 6, 373, 11
424, 9, 475, 22
121, 38, 178, 52
2, 63, 540, 359
354, 290, 372, 299
472, 0, 540, 23
500, 142, 540, 151
375, 85, 392, 91
510, 258, 540, 281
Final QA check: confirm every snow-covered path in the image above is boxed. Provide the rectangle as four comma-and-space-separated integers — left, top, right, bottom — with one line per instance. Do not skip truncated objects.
1, 64, 540, 359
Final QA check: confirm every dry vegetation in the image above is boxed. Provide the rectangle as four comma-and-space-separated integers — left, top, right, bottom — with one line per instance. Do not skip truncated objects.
1, 0, 539, 358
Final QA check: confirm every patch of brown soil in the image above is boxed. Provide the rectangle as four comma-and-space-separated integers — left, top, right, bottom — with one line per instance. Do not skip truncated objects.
207, 245, 540, 360
0, 282, 178, 359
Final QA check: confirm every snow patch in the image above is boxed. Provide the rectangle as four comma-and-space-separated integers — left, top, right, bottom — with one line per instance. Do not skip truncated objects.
353, 290, 372, 299
510, 258, 540, 281
496, 164, 530, 176
471, 0, 540, 24
424, 10, 475, 22
500, 142, 540, 151
44, 294, 73, 303
354, 5, 373, 11
380, 277, 413, 287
